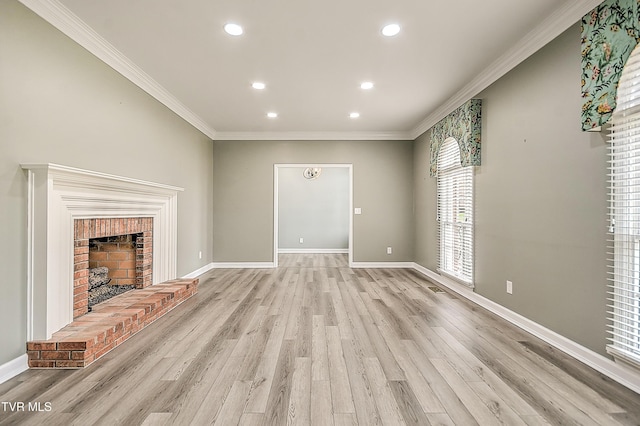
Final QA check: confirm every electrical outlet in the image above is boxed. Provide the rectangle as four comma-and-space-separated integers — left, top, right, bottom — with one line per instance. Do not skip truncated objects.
199, 251, 202, 259
299, 237, 304, 244
506, 280, 513, 294
387, 247, 392, 255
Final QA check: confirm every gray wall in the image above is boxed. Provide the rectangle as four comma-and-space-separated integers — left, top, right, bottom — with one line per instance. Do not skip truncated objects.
1, 0, 611, 373
415, 24, 610, 355
278, 167, 350, 250
0, 1, 214, 366
213, 140, 414, 263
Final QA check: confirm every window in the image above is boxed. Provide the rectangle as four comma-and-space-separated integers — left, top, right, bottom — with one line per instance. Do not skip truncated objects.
607, 45, 640, 367
437, 138, 474, 285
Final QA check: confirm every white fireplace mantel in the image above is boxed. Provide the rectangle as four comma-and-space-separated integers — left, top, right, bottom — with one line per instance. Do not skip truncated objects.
22, 163, 184, 340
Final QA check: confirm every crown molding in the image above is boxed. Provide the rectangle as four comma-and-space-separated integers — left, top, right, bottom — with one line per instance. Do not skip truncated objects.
408, 0, 603, 140
213, 130, 412, 141
19, 0, 602, 142
18, 0, 217, 140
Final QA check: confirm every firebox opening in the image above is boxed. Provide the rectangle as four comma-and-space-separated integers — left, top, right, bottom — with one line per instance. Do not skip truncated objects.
88, 233, 141, 309
73, 217, 154, 319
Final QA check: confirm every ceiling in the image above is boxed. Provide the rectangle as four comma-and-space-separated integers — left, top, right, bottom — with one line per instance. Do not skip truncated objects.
20, 0, 601, 140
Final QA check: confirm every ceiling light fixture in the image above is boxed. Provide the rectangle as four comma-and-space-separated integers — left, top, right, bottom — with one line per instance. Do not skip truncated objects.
303, 167, 322, 180
252, 82, 266, 90
381, 24, 400, 37
350, 112, 360, 119
360, 81, 374, 90
267, 112, 278, 118
224, 23, 243, 36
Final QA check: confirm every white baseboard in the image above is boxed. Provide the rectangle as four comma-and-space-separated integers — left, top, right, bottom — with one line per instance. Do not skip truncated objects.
411, 263, 640, 395
181, 262, 215, 279
278, 248, 349, 254
211, 262, 276, 269
413, 264, 476, 295
0, 354, 28, 384
351, 261, 415, 269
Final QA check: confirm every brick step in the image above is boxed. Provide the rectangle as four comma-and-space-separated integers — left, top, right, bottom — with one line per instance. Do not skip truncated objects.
27, 278, 198, 368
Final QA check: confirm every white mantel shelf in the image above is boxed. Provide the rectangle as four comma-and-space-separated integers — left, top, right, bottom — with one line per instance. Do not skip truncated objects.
21, 163, 184, 193
22, 163, 184, 340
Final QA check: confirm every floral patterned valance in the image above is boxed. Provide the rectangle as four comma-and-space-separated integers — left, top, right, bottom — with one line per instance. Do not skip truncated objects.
429, 99, 482, 177
581, 0, 640, 131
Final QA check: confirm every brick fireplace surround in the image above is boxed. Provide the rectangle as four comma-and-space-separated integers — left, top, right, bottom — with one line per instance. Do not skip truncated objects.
28, 216, 199, 369
28, 217, 198, 369
22, 164, 191, 369
74, 217, 153, 318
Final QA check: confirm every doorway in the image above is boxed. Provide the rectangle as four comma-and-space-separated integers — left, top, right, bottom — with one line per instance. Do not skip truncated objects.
273, 164, 353, 267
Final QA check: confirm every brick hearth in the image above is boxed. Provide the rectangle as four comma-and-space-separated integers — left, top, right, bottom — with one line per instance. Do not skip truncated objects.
26, 278, 198, 368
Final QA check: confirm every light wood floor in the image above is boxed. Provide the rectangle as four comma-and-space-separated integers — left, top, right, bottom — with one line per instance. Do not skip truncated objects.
1, 253, 639, 425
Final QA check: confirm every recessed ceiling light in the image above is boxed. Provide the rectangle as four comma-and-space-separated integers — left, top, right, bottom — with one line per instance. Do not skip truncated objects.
381, 24, 400, 37
252, 82, 266, 90
267, 112, 278, 118
224, 23, 243, 36
360, 81, 374, 90
349, 112, 360, 119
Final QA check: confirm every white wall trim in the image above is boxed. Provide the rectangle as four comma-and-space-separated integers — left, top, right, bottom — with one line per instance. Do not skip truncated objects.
22, 163, 183, 341
351, 262, 415, 269
278, 248, 349, 254
214, 131, 411, 141
211, 262, 276, 269
408, 0, 603, 139
0, 355, 28, 385
411, 263, 640, 395
182, 263, 215, 279
18, 0, 216, 140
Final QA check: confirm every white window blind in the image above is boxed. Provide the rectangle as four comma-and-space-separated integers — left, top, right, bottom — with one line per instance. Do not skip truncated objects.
437, 138, 474, 285
607, 45, 640, 366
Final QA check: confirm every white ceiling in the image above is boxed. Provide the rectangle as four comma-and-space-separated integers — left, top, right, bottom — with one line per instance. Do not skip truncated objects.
21, 0, 602, 140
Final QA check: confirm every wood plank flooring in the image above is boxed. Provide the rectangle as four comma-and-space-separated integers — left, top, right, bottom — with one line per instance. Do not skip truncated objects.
1, 253, 639, 425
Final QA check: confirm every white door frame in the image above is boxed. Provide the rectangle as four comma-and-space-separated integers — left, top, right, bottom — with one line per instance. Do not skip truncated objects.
273, 163, 353, 267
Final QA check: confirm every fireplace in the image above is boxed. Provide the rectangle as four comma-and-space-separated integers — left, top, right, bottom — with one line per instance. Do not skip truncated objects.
23, 164, 183, 340
74, 218, 153, 318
